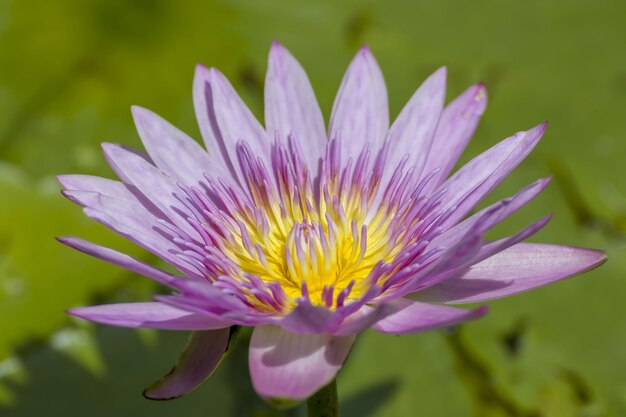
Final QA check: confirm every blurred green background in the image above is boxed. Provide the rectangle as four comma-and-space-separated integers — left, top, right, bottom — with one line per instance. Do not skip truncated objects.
0, 0, 625, 416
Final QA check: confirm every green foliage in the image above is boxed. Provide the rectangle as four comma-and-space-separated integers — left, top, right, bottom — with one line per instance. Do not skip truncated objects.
1, 0, 625, 415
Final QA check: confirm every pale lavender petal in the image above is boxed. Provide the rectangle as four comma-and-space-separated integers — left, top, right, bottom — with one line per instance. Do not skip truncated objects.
329, 46, 388, 164
331, 303, 399, 336
436, 122, 547, 228
193, 65, 270, 182
371, 298, 487, 335
61, 190, 179, 265
132, 106, 214, 187
384, 67, 446, 181
431, 177, 551, 249
56, 236, 178, 286
249, 325, 355, 400
192, 65, 239, 181
143, 328, 234, 400
58, 175, 138, 203
68, 302, 231, 330
265, 41, 326, 172
414, 214, 552, 295
101, 143, 199, 239
413, 243, 606, 304
278, 300, 336, 334
422, 83, 488, 192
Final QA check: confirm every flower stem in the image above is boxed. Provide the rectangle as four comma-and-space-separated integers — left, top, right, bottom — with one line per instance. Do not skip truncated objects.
307, 379, 338, 417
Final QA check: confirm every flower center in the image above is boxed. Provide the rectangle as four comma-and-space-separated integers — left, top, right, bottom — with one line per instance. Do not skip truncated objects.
180, 138, 440, 312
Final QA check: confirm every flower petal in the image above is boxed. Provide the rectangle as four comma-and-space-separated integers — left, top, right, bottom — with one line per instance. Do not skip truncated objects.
101, 143, 199, 239
412, 243, 606, 304
422, 83, 488, 192
193, 65, 270, 182
56, 236, 178, 286
61, 191, 185, 273
436, 122, 546, 228
143, 328, 237, 400
265, 41, 326, 172
371, 298, 487, 335
385, 67, 446, 181
58, 175, 138, 203
68, 302, 231, 330
431, 177, 551, 249
249, 325, 355, 401
278, 300, 336, 334
329, 46, 388, 164
131, 106, 214, 187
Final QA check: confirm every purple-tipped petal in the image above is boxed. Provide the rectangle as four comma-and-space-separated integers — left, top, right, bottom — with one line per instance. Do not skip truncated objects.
249, 325, 355, 401
413, 243, 606, 304
385, 67, 446, 180
265, 41, 326, 172
131, 106, 214, 187
68, 302, 231, 330
329, 46, 389, 164
56, 236, 178, 286
436, 122, 547, 228
422, 83, 488, 192
371, 298, 488, 335
193, 65, 270, 182
144, 328, 236, 400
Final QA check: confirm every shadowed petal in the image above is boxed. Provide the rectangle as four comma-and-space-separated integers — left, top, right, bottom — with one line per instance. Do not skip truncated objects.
132, 106, 214, 187
329, 46, 388, 164
422, 83, 488, 192
436, 122, 547, 228
68, 302, 231, 330
371, 298, 487, 335
265, 41, 326, 172
144, 328, 238, 400
411, 243, 607, 304
193, 65, 270, 182
249, 325, 355, 401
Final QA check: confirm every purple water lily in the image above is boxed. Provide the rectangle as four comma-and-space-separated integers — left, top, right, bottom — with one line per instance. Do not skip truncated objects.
59, 42, 605, 403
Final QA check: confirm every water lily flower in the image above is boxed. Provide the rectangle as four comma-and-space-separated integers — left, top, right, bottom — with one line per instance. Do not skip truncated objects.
58, 41, 605, 406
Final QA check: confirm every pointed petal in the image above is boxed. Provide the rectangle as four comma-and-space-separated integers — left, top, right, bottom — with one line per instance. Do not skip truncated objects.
193, 65, 269, 181
371, 298, 487, 335
265, 41, 326, 172
58, 175, 138, 203
68, 302, 231, 330
436, 122, 547, 227
61, 190, 183, 271
413, 243, 606, 304
422, 83, 488, 191
431, 177, 551, 249
56, 236, 178, 286
131, 106, 213, 187
329, 46, 388, 164
249, 325, 355, 401
385, 67, 446, 180
101, 143, 199, 239
144, 328, 237, 400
